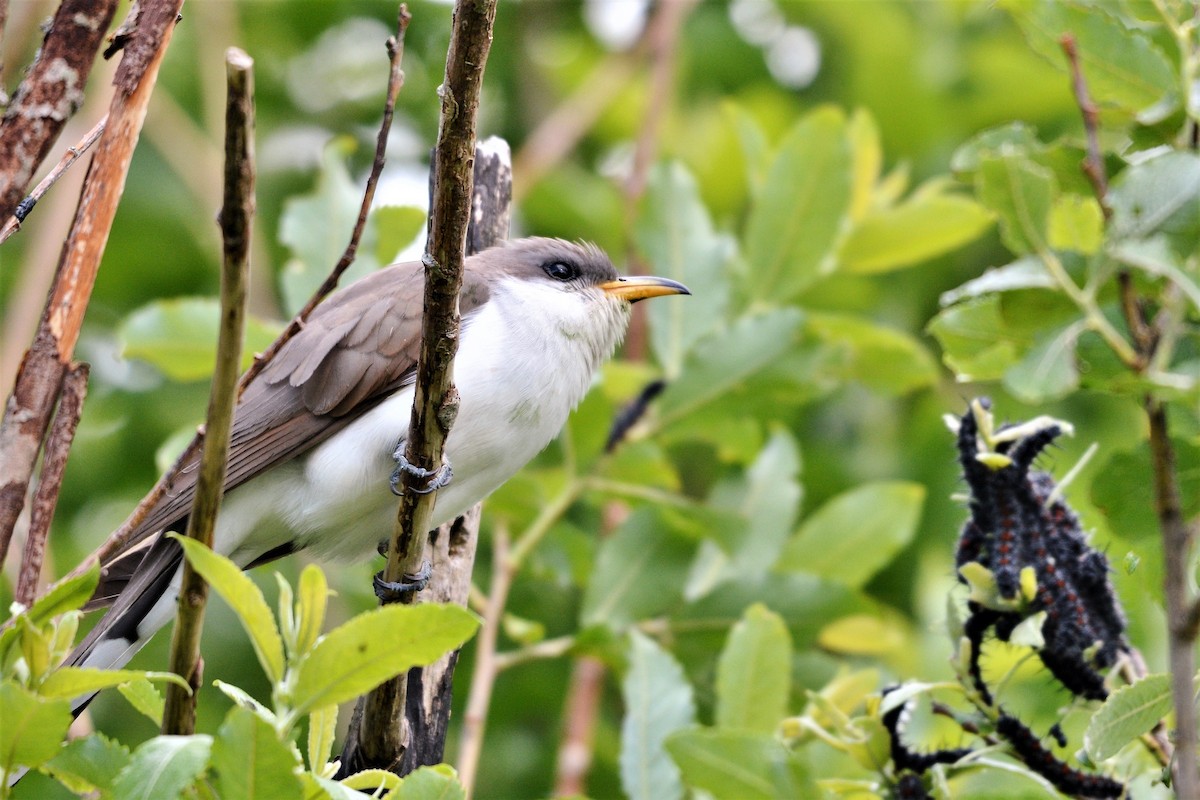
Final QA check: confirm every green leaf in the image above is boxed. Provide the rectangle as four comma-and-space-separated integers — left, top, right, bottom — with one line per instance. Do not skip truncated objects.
0, 681, 71, 771
715, 605, 791, 733
951, 122, 1044, 177
172, 535, 285, 684
582, 509, 695, 629
213, 680, 276, 725
289, 603, 479, 720
939, 257, 1055, 306
839, 188, 993, 273
1048, 194, 1103, 254
44, 733, 131, 794
119, 679, 166, 726
1108, 152, 1200, 256
1003, 0, 1176, 115
394, 764, 466, 800
927, 295, 1023, 382
846, 108, 882, 221
36, 667, 188, 699
635, 162, 734, 376
656, 309, 803, 431
279, 139, 381, 315
804, 313, 939, 395
1084, 673, 1173, 761
295, 564, 329, 657
1002, 322, 1082, 402
776, 482, 925, 588
745, 106, 853, 301
211, 706, 303, 800
976, 154, 1055, 255
372, 205, 426, 265
1091, 440, 1200, 542
307, 704, 338, 773
119, 298, 283, 382
339, 769, 402, 792
1, 567, 99, 669
619, 632, 696, 800
666, 728, 809, 800
111, 735, 212, 800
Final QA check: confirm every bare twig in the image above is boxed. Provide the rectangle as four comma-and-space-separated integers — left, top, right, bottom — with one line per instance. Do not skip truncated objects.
349, 0, 499, 767
237, 7, 411, 397
0, 116, 107, 244
161, 47, 254, 737
552, 656, 607, 797
1059, 35, 1110, 219
14, 363, 89, 605
0, 0, 184, 566
0, 0, 119, 222
1146, 400, 1199, 797
457, 525, 513, 797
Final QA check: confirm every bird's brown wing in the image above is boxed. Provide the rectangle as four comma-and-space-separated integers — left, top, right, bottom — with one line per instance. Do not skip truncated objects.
88, 259, 493, 607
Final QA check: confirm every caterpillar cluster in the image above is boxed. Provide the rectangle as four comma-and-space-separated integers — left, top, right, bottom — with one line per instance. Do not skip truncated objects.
954, 403, 1127, 702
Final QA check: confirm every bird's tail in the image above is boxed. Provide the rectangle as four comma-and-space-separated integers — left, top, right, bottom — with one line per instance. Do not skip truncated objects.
66, 537, 184, 716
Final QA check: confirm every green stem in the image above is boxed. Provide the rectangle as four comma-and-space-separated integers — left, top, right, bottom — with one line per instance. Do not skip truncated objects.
1036, 246, 1140, 367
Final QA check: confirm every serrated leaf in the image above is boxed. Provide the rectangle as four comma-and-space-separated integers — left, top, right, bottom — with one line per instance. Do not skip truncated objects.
976, 154, 1055, 255
1085, 673, 1173, 760
582, 509, 695, 629
289, 604, 478, 720
394, 764, 466, 800
1108, 151, 1200, 256
1002, 322, 1082, 402
211, 705, 303, 800
839, 189, 993, 273
666, 728, 809, 800
0, 681, 71, 771
635, 162, 734, 376
927, 296, 1023, 381
36, 667, 188, 699
44, 733, 131, 794
776, 482, 925, 588
111, 734, 212, 800
745, 106, 853, 301
119, 298, 283, 382
172, 535, 285, 684
619, 632, 696, 800
715, 605, 791, 733
1003, 0, 1176, 114
119, 679, 165, 726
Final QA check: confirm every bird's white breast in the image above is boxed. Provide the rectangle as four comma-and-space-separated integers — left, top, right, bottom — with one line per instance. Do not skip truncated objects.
215, 277, 628, 566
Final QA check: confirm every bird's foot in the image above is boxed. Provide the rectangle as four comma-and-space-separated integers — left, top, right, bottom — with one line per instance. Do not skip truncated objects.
389, 451, 453, 496
373, 561, 433, 602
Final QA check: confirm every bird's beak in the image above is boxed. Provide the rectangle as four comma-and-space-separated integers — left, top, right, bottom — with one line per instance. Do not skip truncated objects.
600, 276, 691, 303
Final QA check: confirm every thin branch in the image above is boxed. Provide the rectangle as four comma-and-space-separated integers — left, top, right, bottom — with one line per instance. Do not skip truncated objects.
0, 0, 119, 221
236, 7, 411, 397
14, 363, 89, 605
161, 47, 254, 737
552, 656, 607, 797
457, 525, 513, 797
1146, 399, 1199, 797
0, 116, 107, 245
1059, 35, 1110, 219
351, 0, 499, 773
0, 0, 184, 566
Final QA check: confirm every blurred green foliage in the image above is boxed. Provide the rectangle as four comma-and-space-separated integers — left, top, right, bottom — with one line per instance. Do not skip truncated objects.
2, 0, 1197, 797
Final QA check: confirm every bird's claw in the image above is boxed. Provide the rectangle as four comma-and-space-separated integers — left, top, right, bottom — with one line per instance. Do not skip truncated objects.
389, 452, 453, 496
373, 561, 433, 602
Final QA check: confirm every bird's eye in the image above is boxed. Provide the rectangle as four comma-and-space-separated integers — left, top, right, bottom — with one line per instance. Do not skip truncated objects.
543, 261, 578, 281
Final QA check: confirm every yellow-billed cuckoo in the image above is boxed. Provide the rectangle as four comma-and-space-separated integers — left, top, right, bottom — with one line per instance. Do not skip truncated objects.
68, 237, 687, 695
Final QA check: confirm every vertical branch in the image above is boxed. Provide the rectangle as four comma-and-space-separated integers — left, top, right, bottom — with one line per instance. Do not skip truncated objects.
161, 47, 254, 736
0, 0, 184, 565
0, 0, 119, 221
13, 363, 88, 605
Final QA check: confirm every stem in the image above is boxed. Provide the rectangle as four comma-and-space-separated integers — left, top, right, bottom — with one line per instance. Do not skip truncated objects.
457, 526, 514, 797
507, 479, 586, 569
552, 657, 607, 797
162, 48, 254, 736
